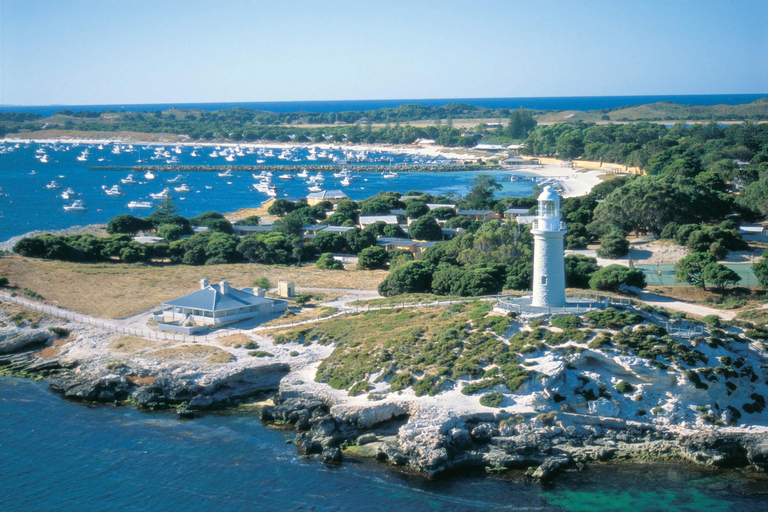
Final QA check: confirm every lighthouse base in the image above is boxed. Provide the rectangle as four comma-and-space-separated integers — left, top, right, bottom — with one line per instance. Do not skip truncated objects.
531, 230, 566, 308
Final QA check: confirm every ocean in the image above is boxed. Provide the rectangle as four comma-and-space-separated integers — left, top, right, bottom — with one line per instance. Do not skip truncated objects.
1, 94, 765, 117
0, 141, 535, 243
1, 376, 765, 511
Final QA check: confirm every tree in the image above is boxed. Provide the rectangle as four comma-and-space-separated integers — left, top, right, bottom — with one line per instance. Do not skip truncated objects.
316, 252, 343, 270
674, 252, 717, 289
204, 232, 241, 264
405, 201, 429, 219
312, 231, 347, 254
343, 228, 376, 254
377, 260, 434, 296
426, 207, 457, 220
357, 246, 388, 269
565, 254, 600, 289
701, 263, 741, 291
596, 232, 629, 259
106, 214, 151, 235
409, 217, 443, 241
268, 198, 297, 217
234, 215, 260, 226
157, 223, 184, 242
589, 265, 646, 292
753, 256, 768, 290
556, 132, 584, 159
462, 175, 501, 209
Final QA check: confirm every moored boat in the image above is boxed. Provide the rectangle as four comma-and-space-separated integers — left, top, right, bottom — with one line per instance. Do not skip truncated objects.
63, 199, 87, 212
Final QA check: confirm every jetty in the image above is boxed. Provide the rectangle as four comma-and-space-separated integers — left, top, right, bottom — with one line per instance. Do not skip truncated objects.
86, 163, 503, 174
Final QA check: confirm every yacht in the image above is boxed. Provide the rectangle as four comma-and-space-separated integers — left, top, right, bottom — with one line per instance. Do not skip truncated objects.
218, 169, 234, 177
76, 150, 89, 162
102, 184, 124, 196
297, 169, 309, 178
308, 184, 322, 193
224, 154, 235, 162
127, 200, 153, 209
39, 154, 49, 163
121, 174, 138, 184
340, 176, 351, 187
278, 174, 294, 180
381, 171, 399, 179
256, 159, 266, 164
150, 188, 170, 199
61, 188, 79, 199
333, 169, 352, 178
174, 184, 190, 193
29, 170, 37, 175
144, 170, 156, 180
63, 200, 87, 212
166, 174, 187, 184
46, 180, 63, 189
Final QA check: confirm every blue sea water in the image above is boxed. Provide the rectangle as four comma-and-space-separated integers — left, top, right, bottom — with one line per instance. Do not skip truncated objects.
1, 376, 766, 512
0, 141, 536, 242
1, 94, 766, 117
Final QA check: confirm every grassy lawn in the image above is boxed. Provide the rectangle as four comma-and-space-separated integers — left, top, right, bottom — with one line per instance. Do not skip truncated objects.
0, 255, 387, 319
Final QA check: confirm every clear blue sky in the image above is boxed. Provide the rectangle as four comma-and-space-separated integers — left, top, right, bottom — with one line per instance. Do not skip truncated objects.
1, 0, 766, 106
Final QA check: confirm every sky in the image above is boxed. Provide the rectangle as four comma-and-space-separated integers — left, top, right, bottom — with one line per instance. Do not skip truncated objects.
1, 0, 766, 106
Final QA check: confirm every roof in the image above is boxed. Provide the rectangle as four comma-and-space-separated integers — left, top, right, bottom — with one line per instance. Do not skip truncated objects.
474, 143, 506, 150
457, 209, 493, 216
163, 285, 277, 312
360, 215, 399, 225
321, 226, 354, 233
376, 237, 437, 249
427, 203, 456, 210
504, 208, 531, 215
307, 189, 348, 200
537, 185, 560, 202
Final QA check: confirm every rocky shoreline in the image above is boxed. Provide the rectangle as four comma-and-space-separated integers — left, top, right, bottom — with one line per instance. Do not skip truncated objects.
2, 309, 768, 482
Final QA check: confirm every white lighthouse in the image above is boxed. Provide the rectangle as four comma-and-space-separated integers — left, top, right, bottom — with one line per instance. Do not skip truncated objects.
531, 185, 567, 307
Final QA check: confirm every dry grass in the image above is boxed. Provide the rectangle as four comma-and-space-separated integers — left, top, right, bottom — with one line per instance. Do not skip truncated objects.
144, 344, 234, 363
109, 336, 164, 353
217, 333, 253, 347
0, 255, 387, 319
0, 301, 53, 325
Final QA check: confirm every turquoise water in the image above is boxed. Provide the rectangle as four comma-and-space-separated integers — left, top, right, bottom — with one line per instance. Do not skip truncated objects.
0, 142, 534, 242
1, 377, 766, 511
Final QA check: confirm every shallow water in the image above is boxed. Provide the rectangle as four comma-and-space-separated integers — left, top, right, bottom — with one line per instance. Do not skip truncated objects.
1, 377, 766, 511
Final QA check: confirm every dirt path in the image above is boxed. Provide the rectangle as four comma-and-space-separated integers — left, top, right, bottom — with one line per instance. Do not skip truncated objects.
636, 290, 737, 320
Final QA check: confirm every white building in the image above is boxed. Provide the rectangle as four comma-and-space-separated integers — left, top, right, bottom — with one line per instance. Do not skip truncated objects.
531, 186, 567, 307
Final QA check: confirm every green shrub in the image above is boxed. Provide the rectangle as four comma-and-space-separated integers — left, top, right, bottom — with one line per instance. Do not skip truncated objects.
0, 276, 8, 287
551, 315, 581, 329
616, 380, 634, 393
249, 350, 274, 357
22, 288, 42, 300
348, 381, 371, 396
701, 315, 722, 328
244, 341, 259, 349
479, 391, 504, 407
412, 375, 440, 396
537, 411, 557, 426
289, 351, 299, 357
48, 326, 68, 337
389, 372, 414, 392
252, 277, 271, 289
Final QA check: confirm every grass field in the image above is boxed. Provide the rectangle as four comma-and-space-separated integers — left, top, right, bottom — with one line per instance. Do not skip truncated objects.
0, 255, 387, 319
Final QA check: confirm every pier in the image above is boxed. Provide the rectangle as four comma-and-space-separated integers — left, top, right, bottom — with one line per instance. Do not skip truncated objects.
87, 163, 503, 174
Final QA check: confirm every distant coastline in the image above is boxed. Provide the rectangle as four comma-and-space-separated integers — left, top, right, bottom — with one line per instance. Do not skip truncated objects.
2, 93, 766, 117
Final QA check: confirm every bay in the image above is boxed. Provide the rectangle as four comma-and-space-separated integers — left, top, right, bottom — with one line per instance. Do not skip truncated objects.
0, 142, 534, 242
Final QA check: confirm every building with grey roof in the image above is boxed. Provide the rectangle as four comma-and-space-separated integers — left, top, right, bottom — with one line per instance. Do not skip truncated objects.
156, 278, 287, 329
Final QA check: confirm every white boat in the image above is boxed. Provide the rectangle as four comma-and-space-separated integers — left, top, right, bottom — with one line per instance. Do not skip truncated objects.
256, 159, 266, 164
61, 188, 79, 199
253, 171, 272, 179
63, 199, 87, 212
209, 151, 218, 157
174, 184, 190, 193
333, 169, 352, 178
340, 176, 351, 187
144, 170, 156, 180
29, 170, 37, 175
76, 150, 89, 162
150, 188, 170, 199
127, 200, 153, 209
224, 154, 235, 162
254, 179, 275, 193
278, 174, 294, 180
297, 169, 309, 178
190, 150, 199, 157
381, 171, 399, 179
166, 174, 187, 184
102, 184, 124, 196
308, 185, 322, 192
265, 188, 278, 197
121, 174, 138, 184
46, 181, 62, 189
218, 169, 234, 177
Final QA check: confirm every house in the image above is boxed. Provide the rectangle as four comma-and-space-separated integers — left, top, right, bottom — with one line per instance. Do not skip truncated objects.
473, 143, 506, 152
155, 278, 287, 331
456, 209, 498, 222
306, 189, 348, 206
359, 215, 399, 228
504, 208, 532, 220
375, 237, 438, 259
503, 156, 528, 165
232, 225, 273, 236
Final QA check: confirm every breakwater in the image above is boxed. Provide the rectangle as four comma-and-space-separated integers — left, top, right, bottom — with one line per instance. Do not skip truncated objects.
87, 164, 503, 174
